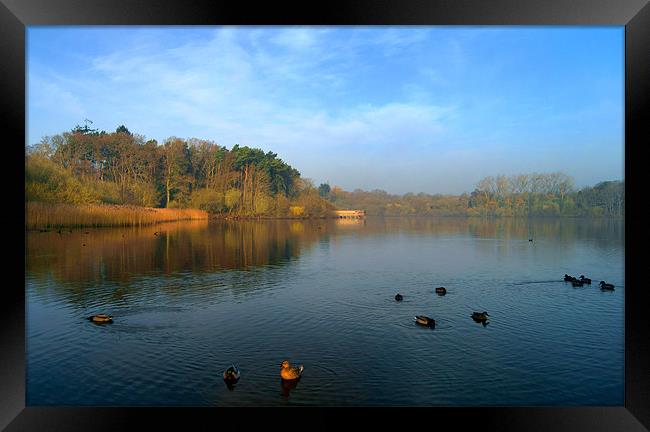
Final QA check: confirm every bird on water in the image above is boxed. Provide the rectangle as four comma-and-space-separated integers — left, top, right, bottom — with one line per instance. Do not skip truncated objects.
599, 281, 615, 290
414, 315, 436, 328
87, 314, 113, 324
223, 365, 241, 385
471, 311, 489, 322
280, 360, 304, 381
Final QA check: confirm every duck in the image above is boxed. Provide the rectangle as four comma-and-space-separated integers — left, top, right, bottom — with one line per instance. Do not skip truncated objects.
599, 281, 615, 290
87, 314, 113, 324
564, 274, 577, 282
571, 279, 584, 287
281, 360, 304, 381
223, 364, 241, 385
414, 315, 436, 328
394, 293, 403, 301
435, 287, 447, 295
579, 275, 592, 284
471, 311, 489, 322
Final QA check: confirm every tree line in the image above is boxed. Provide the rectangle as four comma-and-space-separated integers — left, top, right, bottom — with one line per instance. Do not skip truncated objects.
26, 124, 334, 217
26, 123, 623, 218
318, 172, 623, 217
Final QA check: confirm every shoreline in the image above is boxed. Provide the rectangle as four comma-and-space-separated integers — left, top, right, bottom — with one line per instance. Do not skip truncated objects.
25, 202, 622, 229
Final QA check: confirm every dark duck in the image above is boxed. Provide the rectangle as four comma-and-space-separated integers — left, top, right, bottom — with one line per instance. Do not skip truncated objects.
471, 311, 489, 322
223, 364, 241, 388
599, 281, 615, 290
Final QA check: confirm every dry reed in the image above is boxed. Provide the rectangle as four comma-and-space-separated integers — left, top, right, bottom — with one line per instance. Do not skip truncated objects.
26, 202, 208, 229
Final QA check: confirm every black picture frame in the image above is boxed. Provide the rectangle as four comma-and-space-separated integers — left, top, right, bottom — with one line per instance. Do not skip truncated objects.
3, 0, 649, 429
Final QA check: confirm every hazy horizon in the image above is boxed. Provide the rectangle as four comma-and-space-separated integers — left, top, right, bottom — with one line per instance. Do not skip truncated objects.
27, 26, 624, 195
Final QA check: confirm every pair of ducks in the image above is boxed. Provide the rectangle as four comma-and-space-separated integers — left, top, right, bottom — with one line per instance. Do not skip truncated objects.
414, 311, 490, 328
222, 361, 304, 386
394, 286, 446, 302
564, 274, 591, 286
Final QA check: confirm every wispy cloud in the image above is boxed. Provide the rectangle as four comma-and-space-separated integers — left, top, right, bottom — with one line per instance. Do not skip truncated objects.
82, 28, 455, 152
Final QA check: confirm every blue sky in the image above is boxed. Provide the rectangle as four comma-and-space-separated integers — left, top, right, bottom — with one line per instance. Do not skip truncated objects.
27, 26, 624, 194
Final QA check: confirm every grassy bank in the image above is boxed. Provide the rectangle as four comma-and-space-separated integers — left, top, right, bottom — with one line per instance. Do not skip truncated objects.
26, 202, 208, 229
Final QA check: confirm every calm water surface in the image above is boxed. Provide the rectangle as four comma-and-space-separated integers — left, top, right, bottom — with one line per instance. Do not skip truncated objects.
26, 217, 624, 406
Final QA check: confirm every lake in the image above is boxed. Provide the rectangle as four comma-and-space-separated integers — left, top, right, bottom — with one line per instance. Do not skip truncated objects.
25, 217, 625, 406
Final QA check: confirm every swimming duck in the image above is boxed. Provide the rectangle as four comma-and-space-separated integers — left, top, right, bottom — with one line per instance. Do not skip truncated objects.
571, 279, 584, 287
579, 275, 592, 284
471, 311, 489, 322
414, 315, 436, 328
87, 314, 113, 324
280, 360, 304, 381
395, 293, 403, 301
564, 274, 576, 282
435, 287, 447, 295
223, 365, 241, 385
599, 281, 615, 290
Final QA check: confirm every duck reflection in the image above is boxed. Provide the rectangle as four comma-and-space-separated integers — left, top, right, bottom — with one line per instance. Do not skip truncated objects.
280, 377, 301, 398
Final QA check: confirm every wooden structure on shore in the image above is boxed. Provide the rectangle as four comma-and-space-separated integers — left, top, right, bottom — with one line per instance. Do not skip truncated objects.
334, 210, 366, 219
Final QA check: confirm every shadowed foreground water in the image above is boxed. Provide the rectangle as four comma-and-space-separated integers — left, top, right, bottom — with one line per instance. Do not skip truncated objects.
26, 217, 624, 406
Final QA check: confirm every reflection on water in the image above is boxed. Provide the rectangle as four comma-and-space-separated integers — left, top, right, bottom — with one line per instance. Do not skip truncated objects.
26, 217, 624, 406
280, 378, 301, 399
27, 217, 621, 284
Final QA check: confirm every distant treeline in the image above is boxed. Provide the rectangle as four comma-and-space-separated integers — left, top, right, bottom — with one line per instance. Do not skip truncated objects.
319, 173, 624, 217
26, 124, 334, 218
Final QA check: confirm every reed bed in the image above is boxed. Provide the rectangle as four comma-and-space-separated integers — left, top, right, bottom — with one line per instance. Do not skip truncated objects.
26, 202, 208, 229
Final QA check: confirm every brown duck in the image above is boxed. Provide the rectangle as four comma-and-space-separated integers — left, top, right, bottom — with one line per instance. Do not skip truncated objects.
415, 315, 436, 328
280, 360, 304, 381
87, 314, 113, 324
